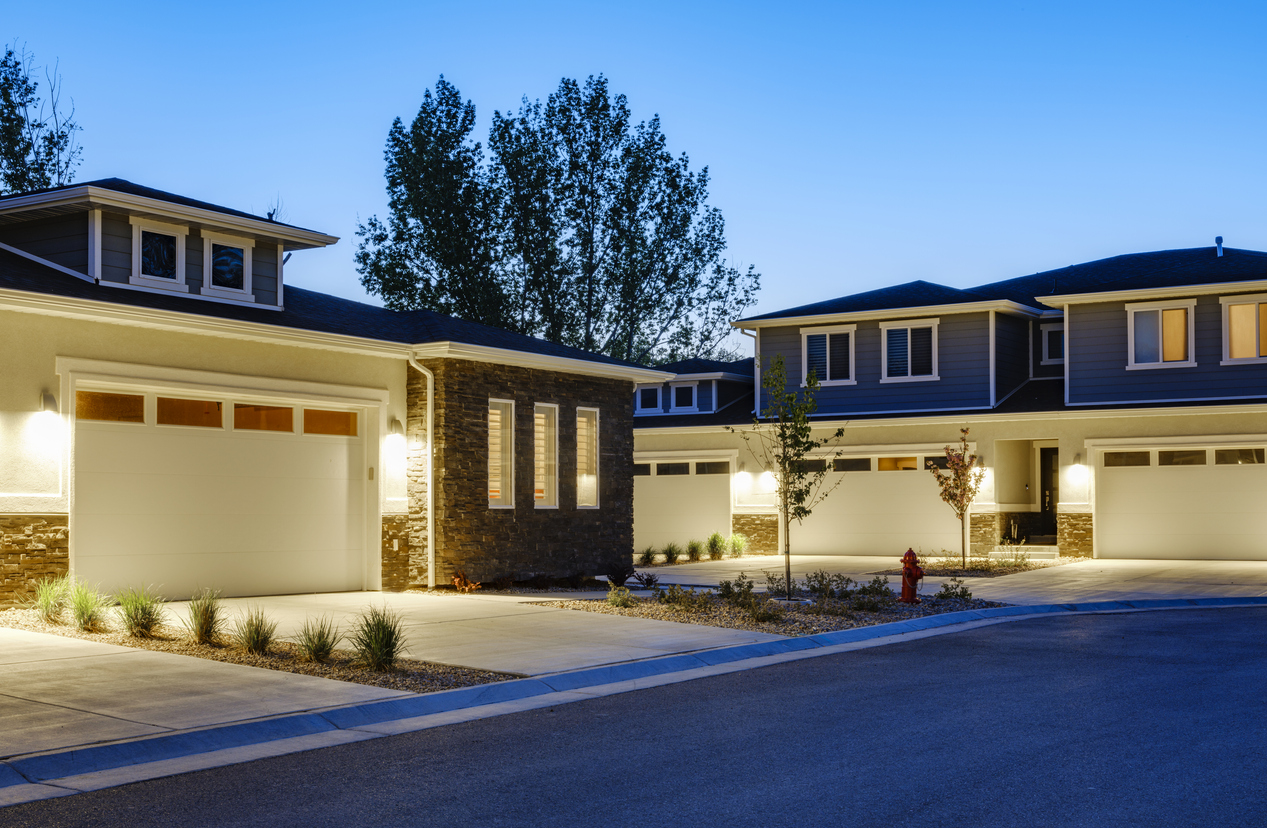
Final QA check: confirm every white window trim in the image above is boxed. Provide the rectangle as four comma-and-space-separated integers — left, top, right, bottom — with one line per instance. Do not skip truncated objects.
1219, 293, 1267, 365
129, 216, 189, 293
488, 398, 515, 509
879, 318, 940, 383
534, 402, 559, 509
200, 230, 256, 303
799, 324, 857, 387
154, 395, 227, 430
1125, 299, 1197, 370
1040, 322, 1065, 365
669, 381, 699, 413
576, 406, 600, 509
635, 384, 662, 414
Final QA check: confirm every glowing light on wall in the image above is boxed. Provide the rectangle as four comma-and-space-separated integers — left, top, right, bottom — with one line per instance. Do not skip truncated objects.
733, 470, 753, 493
757, 470, 777, 493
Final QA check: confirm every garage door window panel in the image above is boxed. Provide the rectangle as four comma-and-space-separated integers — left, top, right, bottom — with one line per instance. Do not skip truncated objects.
233, 404, 294, 432
1158, 449, 1207, 466
1215, 448, 1266, 465
157, 397, 223, 428
878, 456, 919, 471
304, 409, 357, 437
1127, 301, 1195, 368
833, 458, 871, 472
76, 391, 145, 423
1103, 451, 1150, 467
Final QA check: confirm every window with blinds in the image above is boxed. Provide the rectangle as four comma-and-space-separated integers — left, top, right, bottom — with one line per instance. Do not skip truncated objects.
883, 322, 936, 380
488, 400, 514, 507
534, 403, 558, 507
801, 326, 855, 385
577, 408, 599, 508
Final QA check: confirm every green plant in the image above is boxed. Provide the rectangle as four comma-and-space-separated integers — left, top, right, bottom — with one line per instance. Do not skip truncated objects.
727, 532, 749, 558
935, 577, 973, 600
232, 606, 279, 655
746, 597, 785, 623
115, 585, 166, 638
662, 542, 682, 565
185, 588, 224, 645
857, 575, 894, 598
655, 583, 713, 611
686, 540, 703, 562
637, 547, 657, 567
296, 615, 341, 663
763, 569, 796, 598
717, 571, 755, 605
350, 606, 405, 671
706, 532, 727, 561
606, 584, 636, 608
69, 580, 111, 632
631, 571, 660, 590
29, 573, 69, 624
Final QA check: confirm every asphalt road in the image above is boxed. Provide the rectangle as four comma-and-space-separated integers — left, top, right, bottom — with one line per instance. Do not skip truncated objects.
5, 608, 1265, 828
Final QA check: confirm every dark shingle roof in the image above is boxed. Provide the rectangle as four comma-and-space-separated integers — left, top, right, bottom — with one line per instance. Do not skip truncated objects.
740, 280, 992, 322
656, 356, 754, 377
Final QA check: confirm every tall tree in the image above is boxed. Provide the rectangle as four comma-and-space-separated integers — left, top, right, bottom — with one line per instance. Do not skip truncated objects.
0, 44, 82, 195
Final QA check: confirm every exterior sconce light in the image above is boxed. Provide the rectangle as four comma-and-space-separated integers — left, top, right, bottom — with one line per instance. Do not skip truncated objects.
388, 418, 404, 437
41, 391, 58, 413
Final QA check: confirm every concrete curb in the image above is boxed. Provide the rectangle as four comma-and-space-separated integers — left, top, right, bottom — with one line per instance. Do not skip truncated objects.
4, 597, 1265, 806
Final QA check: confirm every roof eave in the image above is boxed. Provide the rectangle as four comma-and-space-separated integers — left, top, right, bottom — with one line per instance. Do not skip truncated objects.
1044, 279, 1267, 306
732, 299, 1045, 329
410, 341, 673, 383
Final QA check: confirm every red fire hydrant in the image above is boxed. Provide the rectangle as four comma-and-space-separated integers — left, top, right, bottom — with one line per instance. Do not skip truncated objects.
899, 548, 923, 604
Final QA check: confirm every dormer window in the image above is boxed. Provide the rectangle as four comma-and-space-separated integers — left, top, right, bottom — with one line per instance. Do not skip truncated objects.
670, 382, 698, 412
201, 231, 255, 302
129, 217, 188, 293
635, 385, 662, 414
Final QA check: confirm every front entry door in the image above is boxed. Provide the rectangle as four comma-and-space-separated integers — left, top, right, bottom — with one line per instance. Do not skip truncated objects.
1039, 447, 1059, 536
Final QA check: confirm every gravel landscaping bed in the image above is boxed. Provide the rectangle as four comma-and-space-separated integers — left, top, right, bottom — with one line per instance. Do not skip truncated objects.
533, 593, 1006, 637
0, 608, 513, 693
875, 556, 1089, 579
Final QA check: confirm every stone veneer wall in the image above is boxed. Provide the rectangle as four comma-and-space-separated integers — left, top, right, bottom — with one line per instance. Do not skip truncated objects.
381, 514, 412, 591
1057, 512, 1093, 557
733, 513, 778, 554
407, 359, 634, 584
969, 512, 999, 555
1, 515, 69, 608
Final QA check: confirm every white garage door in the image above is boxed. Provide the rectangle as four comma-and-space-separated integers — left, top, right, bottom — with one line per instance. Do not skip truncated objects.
634, 459, 732, 550
790, 456, 959, 555
73, 389, 367, 598
1097, 447, 1267, 560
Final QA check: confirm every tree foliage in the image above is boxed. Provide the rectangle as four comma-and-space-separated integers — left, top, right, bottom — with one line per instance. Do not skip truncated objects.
0, 44, 81, 195
927, 427, 986, 566
358, 75, 759, 364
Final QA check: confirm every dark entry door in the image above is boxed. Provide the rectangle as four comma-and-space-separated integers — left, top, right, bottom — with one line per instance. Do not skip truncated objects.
1039, 447, 1059, 535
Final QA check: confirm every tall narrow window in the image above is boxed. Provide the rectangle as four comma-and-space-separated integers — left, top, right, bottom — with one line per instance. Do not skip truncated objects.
534, 403, 558, 508
801, 325, 856, 385
1222, 296, 1267, 362
881, 320, 938, 381
577, 408, 599, 508
1128, 301, 1194, 367
488, 399, 514, 507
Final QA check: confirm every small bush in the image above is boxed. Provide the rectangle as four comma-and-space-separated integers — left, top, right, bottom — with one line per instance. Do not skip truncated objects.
763, 569, 798, 599
727, 533, 749, 558
637, 547, 657, 567
296, 615, 341, 663
655, 584, 713, 612
686, 540, 703, 562
350, 606, 405, 671
662, 543, 682, 565
857, 575, 894, 598
69, 581, 111, 632
631, 571, 660, 590
185, 588, 224, 645
232, 606, 279, 655
717, 572, 756, 606
746, 597, 785, 623
935, 577, 973, 600
30, 574, 69, 624
606, 562, 636, 588
606, 585, 636, 608
706, 532, 727, 561
115, 585, 166, 638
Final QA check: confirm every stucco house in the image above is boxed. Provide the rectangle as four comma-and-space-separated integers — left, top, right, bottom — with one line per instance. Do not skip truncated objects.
0, 179, 668, 605
633, 240, 1267, 561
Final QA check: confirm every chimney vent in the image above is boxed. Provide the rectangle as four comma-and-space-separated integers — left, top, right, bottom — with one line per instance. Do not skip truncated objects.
1216, 236, 1224, 257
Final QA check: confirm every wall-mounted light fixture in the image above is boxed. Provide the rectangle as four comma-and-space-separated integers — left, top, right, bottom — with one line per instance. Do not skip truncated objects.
41, 391, 58, 414
388, 418, 404, 437
1073, 452, 1083, 466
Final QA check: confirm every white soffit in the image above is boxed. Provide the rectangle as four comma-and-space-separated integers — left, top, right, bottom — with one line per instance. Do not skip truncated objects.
732, 299, 1043, 329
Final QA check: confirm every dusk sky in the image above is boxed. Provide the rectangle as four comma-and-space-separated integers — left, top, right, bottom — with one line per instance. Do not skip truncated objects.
8, 1, 1266, 324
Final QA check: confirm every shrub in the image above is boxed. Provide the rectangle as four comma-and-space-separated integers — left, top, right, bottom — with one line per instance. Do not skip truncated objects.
30, 574, 69, 624
655, 584, 713, 612
631, 571, 660, 590
296, 615, 341, 663
69, 581, 111, 632
857, 575, 894, 598
115, 585, 166, 638
350, 606, 405, 671
637, 547, 657, 567
662, 543, 682, 565
706, 532, 727, 561
803, 569, 838, 602
762, 569, 797, 598
717, 572, 755, 606
232, 606, 279, 655
686, 540, 703, 562
606, 562, 636, 588
727, 532, 749, 558
606, 585, 636, 608
185, 588, 224, 645
935, 577, 973, 600
746, 597, 785, 623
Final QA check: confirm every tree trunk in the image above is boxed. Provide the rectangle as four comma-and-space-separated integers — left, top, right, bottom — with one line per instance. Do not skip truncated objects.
960, 512, 970, 568
782, 507, 792, 600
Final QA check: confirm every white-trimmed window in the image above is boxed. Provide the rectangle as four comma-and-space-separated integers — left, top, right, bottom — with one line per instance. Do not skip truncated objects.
670, 382, 698, 412
576, 407, 599, 508
635, 385, 662, 414
534, 403, 558, 508
800, 324, 857, 386
200, 231, 255, 302
1220, 294, 1267, 364
1127, 300, 1195, 369
1040, 323, 1065, 365
129, 217, 188, 293
488, 399, 514, 508
880, 319, 938, 382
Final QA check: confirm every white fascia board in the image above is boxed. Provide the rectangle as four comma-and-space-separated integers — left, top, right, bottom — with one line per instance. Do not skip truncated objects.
732, 299, 1043, 329
1044, 279, 1267, 306
0, 187, 339, 249
411, 341, 672, 383
663, 371, 751, 382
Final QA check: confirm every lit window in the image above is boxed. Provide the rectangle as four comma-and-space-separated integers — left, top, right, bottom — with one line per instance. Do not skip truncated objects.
201, 231, 255, 301
129, 217, 188, 293
577, 408, 599, 508
304, 409, 357, 436
1128, 301, 1194, 367
877, 456, 919, 471
76, 391, 144, 423
670, 383, 697, 412
1221, 295, 1267, 362
635, 385, 662, 414
801, 325, 856, 385
489, 399, 514, 507
534, 403, 558, 507
1041, 323, 1065, 365
881, 320, 938, 381
157, 397, 222, 428
233, 404, 293, 432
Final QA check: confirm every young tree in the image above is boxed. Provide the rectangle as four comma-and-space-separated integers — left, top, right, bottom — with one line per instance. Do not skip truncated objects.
728, 355, 845, 599
0, 44, 82, 195
927, 428, 986, 567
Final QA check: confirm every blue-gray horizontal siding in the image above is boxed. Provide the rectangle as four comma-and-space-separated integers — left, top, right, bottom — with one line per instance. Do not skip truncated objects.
716, 378, 749, 410
696, 380, 713, 411
1069, 296, 1267, 403
759, 313, 991, 414
100, 212, 131, 283
252, 243, 279, 306
0, 214, 89, 273
995, 313, 1030, 400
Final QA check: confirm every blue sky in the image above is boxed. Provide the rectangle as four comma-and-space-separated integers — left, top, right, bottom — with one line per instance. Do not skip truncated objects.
7, 1, 1266, 321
